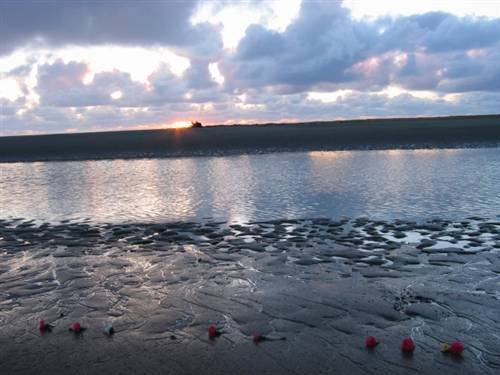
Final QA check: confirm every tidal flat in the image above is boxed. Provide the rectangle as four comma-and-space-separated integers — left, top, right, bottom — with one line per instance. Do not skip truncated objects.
1, 115, 499, 162
1, 216, 499, 374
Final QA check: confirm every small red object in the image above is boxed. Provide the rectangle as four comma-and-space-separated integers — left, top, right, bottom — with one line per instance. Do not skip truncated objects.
449, 341, 464, 356
401, 337, 415, 352
71, 322, 82, 333
252, 331, 262, 343
39, 319, 48, 331
208, 325, 217, 339
365, 336, 378, 348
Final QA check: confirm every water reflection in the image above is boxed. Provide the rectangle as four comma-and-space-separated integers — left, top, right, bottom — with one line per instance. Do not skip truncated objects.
1, 148, 499, 223
207, 155, 256, 223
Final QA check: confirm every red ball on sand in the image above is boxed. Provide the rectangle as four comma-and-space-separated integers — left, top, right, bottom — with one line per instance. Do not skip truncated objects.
208, 325, 217, 339
401, 337, 415, 352
71, 322, 82, 333
365, 336, 378, 348
39, 319, 47, 331
252, 331, 262, 343
449, 341, 464, 356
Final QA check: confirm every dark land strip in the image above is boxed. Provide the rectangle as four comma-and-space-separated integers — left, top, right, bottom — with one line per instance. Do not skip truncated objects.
1, 115, 499, 162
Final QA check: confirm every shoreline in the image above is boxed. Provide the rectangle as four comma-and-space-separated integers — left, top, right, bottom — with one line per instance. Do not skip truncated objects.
1, 114, 499, 163
1, 215, 499, 374
0, 142, 499, 164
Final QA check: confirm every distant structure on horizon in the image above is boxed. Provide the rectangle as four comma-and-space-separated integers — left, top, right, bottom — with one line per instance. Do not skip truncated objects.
191, 121, 203, 128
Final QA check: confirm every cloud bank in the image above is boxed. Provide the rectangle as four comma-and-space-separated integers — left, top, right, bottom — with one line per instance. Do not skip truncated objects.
1, 0, 499, 135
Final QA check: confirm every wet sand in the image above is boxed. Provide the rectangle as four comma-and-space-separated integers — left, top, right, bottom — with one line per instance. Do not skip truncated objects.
1, 115, 499, 162
1, 216, 499, 374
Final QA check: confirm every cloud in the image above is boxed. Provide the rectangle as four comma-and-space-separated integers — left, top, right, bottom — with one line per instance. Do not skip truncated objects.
183, 59, 218, 89
223, 2, 375, 90
370, 12, 500, 60
36, 59, 146, 107
0, 0, 222, 59
0, 98, 21, 117
409, 13, 500, 52
1, 0, 499, 136
225, 2, 500, 94
34, 58, 229, 109
3, 87, 499, 136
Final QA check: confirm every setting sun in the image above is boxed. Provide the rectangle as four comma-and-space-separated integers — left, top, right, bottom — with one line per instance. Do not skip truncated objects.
166, 121, 193, 129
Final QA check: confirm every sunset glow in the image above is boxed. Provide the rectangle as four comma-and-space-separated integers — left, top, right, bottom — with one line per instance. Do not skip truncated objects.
1, 0, 499, 135
166, 121, 195, 129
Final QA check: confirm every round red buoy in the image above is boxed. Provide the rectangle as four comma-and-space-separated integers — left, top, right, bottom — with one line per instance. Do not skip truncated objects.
39, 319, 48, 332
449, 341, 464, 356
70, 322, 82, 333
365, 336, 378, 348
252, 331, 262, 343
401, 337, 415, 353
208, 325, 217, 339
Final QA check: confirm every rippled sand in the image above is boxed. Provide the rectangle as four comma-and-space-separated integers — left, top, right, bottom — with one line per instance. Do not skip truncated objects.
1, 217, 499, 374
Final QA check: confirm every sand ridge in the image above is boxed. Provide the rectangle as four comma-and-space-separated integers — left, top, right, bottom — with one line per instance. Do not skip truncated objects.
1, 115, 499, 162
0, 216, 499, 374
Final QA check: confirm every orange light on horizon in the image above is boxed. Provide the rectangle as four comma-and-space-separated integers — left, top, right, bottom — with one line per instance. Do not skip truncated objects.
165, 121, 194, 129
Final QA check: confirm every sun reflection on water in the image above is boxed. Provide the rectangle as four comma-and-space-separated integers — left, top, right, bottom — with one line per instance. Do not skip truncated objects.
1, 149, 499, 223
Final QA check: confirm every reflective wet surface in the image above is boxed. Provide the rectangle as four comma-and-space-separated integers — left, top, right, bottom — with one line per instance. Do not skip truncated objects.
1, 217, 499, 374
2, 148, 500, 374
1, 148, 500, 223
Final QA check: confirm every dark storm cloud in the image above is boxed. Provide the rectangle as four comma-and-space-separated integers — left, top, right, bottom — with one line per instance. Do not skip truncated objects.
0, 0, 222, 58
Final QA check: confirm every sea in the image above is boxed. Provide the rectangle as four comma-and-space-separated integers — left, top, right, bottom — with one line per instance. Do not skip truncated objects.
1, 148, 499, 223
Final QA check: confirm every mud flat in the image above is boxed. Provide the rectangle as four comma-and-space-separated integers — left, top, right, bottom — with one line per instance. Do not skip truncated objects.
1, 114, 499, 162
1, 216, 499, 374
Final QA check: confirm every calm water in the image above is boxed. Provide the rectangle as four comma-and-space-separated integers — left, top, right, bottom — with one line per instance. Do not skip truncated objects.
1, 148, 499, 223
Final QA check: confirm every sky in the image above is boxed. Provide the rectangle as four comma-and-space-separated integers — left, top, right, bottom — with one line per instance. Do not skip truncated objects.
1, 0, 499, 135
